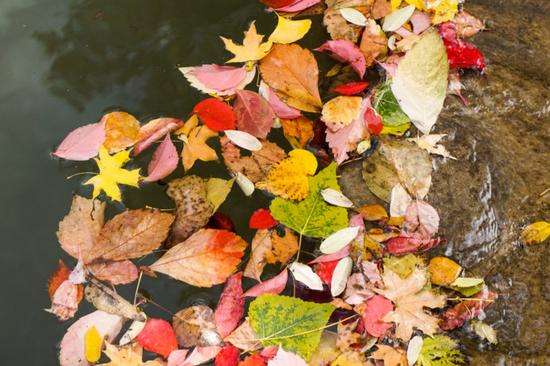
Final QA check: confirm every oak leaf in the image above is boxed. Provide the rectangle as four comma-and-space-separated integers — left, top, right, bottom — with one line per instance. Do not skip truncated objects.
150, 229, 247, 287
259, 44, 322, 112
221, 22, 273, 63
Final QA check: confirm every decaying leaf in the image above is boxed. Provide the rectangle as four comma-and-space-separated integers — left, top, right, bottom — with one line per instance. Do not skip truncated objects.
371, 345, 408, 366
281, 117, 314, 148
471, 320, 497, 344
84, 279, 144, 321
324, 0, 370, 43
360, 19, 388, 67
234, 90, 276, 138
99, 343, 165, 366
454, 11, 485, 38
521, 221, 550, 245
225, 318, 261, 351
322, 96, 363, 131
408, 134, 456, 160
173, 305, 221, 348
221, 22, 273, 63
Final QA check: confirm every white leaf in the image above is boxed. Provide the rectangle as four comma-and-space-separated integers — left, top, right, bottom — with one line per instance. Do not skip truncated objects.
235, 172, 255, 197
268, 348, 308, 366
408, 134, 457, 160
320, 226, 360, 254
388, 34, 397, 51
289, 262, 324, 291
330, 257, 353, 297
383, 5, 415, 32
407, 335, 423, 366
390, 183, 412, 217
450, 277, 484, 288
321, 188, 354, 208
225, 130, 263, 151
119, 318, 147, 345
339, 8, 367, 26
392, 31, 449, 134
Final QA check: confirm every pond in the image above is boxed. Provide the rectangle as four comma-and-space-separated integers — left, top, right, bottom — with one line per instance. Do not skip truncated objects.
0, 0, 548, 365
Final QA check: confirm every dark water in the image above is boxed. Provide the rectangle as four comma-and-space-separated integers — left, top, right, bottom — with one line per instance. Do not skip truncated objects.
1, 0, 549, 365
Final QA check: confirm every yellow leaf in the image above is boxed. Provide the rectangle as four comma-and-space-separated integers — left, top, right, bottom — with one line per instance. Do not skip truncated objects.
391, 0, 402, 11
281, 117, 314, 148
405, 0, 425, 10
269, 14, 312, 44
427, 0, 458, 24
221, 21, 273, 63
85, 326, 103, 363
371, 345, 408, 366
99, 343, 164, 366
205, 177, 235, 211
428, 256, 462, 285
321, 96, 363, 131
256, 149, 317, 201
177, 115, 218, 171
522, 221, 550, 245
332, 350, 370, 365
102, 112, 141, 153
84, 146, 141, 202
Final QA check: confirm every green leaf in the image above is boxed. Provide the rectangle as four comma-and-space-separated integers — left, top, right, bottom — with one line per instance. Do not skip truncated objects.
384, 254, 424, 279
471, 320, 498, 345
205, 177, 235, 211
450, 277, 484, 296
270, 163, 349, 238
374, 82, 411, 135
417, 335, 465, 366
391, 30, 449, 134
249, 294, 335, 361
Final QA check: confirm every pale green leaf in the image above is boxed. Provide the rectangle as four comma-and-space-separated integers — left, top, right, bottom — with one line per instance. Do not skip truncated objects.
416, 335, 465, 366
206, 177, 235, 211
374, 82, 411, 133
384, 254, 425, 279
472, 320, 498, 345
249, 294, 334, 361
270, 163, 349, 238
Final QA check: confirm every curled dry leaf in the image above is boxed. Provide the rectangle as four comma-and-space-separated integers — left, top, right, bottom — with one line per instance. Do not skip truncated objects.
173, 305, 221, 348
408, 133, 456, 160
84, 278, 144, 321
234, 90, 275, 138
150, 229, 247, 287
259, 43, 322, 113
334, 81, 370, 96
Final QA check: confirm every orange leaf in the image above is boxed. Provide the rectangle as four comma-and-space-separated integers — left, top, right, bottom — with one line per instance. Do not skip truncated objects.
427, 256, 462, 286
47, 260, 83, 303
281, 117, 314, 148
356, 204, 389, 221
102, 112, 141, 153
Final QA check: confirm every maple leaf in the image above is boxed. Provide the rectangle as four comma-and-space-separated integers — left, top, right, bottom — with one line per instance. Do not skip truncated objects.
150, 229, 247, 287
177, 114, 219, 171
84, 146, 141, 202
375, 268, 446, 341
256, 149, 318, 201
408, 134, 456, 160
221, 22, 273, 63
416, 335, 465, 366
371, 345, 408, 366
99, 343, 164, 366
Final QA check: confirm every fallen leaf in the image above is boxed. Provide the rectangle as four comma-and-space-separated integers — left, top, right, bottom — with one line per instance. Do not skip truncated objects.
225, 130, 263, 151
332, 350, 371, 365
151, 229, 247, 287
356, 204, 388, 221
314, 259, 339, 286
336, 320, 360, 352
323, 0, 368, 43
256, 149, 318, 201
340, 7, 367, 26
416, 335, 464, 366
439, 22, 485, 72
407, 335, 423, 366
53, 120, 106, 161
426, 0, 458, 24
88, 260, 139, 285
243, 268, 289, 297
330, 257, 353, 296
471, 320, 497, 344
85, 326, 102, 362
95, 209, 174, 261
134, 118, 185, 155
120, 319, 147, 346
225, 318, 261, 351
249, 209, 278, 229
382, 4, 415, 31
265, 228, 299, 265
268, 348, 308, 365
322, 96, 363, 131
289, 262, 324, 291
260, 0, 295, 8
216, 345, 241, 366
221, 22, 273, 63
371, 345, 408, 366
383, 254, 424, 279
269, 14, 312, 44
249, 294, 334, 360
102, 112, 141, 153
321, 188, 354, 208
454, 11, 485, 38
521, 221, 550, 245
180, 64, 255, 96
449, 277, 484, 296
205, 177, 235, 211
177, 115, 218, 171
259, 43, 322, 112
334, 81, 370, 96
427, 257, 462, 286
371, 0, 392, 18
46, 279, 80, 321
403, 200, 439, 239
144, 134, 179, 182
355, 294, 393, 337
214, 272, 245, 337
316, 40, 366, 79
84, 146, 142, 202
275, 0, 322, 12
408, 134, 456, 159
373, 82, 411, 135
48, 260, 83, 301
99, 343, 164, 366
259, 81, 302, 119
281, 117, 314, 148
173, 305, 221, 348
136, 318, 178, 358
84, 279, 144, 321
240, 353, 267, 366
245, 229, 273, 281
320, 227, 361, 254
193, 98, 236, 132
234, 90, 276, 138
180, 346, 222, 365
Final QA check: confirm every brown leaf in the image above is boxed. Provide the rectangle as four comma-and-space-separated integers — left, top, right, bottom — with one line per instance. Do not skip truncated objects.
359, 19, 387, 67
167, 175, 214, 246
224, 318, 261, 351
221, 136, 286, 183
324, 0, 371, 42
84, 278, 144, 321
369, 0, 391, 19
454, 11, 485, 38
265, 228, 299, 265
172, 305, 222, 348
95, 209, 174, 261
281, 117, 314, 148
48, 260, 82, 301
355, 204, 388, 221
87, 260, 139, 285
259, 43, 322, 112
336, 320, 361, 352
57, 195, 105, 264
244, 229, 272, 281
371, 345, 408, 366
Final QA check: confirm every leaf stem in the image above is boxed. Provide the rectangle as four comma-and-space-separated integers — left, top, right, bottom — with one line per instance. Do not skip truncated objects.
65, 171, 96, 179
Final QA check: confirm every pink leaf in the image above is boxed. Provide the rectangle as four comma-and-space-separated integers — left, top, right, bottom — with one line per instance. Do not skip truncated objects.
234, 90, 276, 138
59, 310, 124, 366
45, 280, 79, 321
53, 121, 105, 161
214, 272, 245, 337
268, 348, 308, 366
182, 346, 222, 366
87, 260, 139, 285
275, 0, 321, 12
364, 106, 383, 135
134, 117, 184, 155
385, 235, 442, 255
315, 40, 366, 79
144, 134, 179, 182
404, 200, 439, 239
168, 349, 190, 366
243, 268, 288, 297
259, 82, 302, 119
180, 64, 255, 96
410, 11, 431, 34
308, 245, 349, 264
359, 295, 393, 337
362, 261, 382, 285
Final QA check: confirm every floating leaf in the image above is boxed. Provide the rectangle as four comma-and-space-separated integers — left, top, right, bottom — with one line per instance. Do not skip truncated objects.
259, 81, 302, 120
371, 345, 408, 366
234, 90, 276, 138
268, 348, 308, 365
245, 229, 273, 281
178, 115, 219, 171
289, 262, 324, 291
193, 98, 236, 131
243, 268, 288, 297
334, 81, 370, 96
383, 254, 424, 279
99, 343, 164, 366
84, 279, 143, 321
315, 40, 366, 79
320, 227, 360, 254
404, 200, 439, 239
440, 290, 496, 330
249, 209, 278, 229
321, 96, 363, 131
53, 120, 106, 161
134, 117, 184, 156
102, 112, 141, 153
521, 221, 550, 245
408, 134, 456, 160
281, 117, 314, 148
173, 305, 220, 348
360, 19, 387, 68
215, 345, 240, 366
206, 177, 235, 212
214, 272, 245, 337
323, 0, 366, 43
225, 318, 261, 351
428, 257, 462, 286
321, 188, 354, 208
271, 163, 349, 238
373, 82, 411, 133
416, 335, 464, 366
269, 14, 312, 44
221, 22, 273, 63
225, 130, 263, 151
356, 204, 388, 221
144, 134, 178, 182
407, 335, 424, 366
265, 228, 299, 265
276, 0, 321, 12
450, 277, 484, 295
136, 318, 178, 358
426, 0, 458, 24
179, 64, 255, 96
382, 4, 415, 32
339, 8, 367, 26
330, 257, 353, 296
249, 295, 334, 360
355, 294, 393, 337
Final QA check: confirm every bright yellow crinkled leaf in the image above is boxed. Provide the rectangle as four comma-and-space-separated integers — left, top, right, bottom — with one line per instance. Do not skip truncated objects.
99, 343, 164, 366
85, 326, 102, 363
522, 221, 550, 245
84, 146, 141, 202
221, 22, 273, 63
427, 0, 458, 24
256, 149, 317, 201
102, 111, 141, 153
269, 14, 312, 44
177, 115, 218, 171
428, 256, 462, 285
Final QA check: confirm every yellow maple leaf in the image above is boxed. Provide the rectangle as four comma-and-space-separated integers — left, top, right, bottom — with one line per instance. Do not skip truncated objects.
522, 221, 550, 245
176, 114, 218, 171
221, 21, 273, 63
84, 326, 102, 363
269, 14, 312, 44
99, 343, 164, 366
256, 149, 317, 201
84, 146, 141, 202
427, 0, 458, 24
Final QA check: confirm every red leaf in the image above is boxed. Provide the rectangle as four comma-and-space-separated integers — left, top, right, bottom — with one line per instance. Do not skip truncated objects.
358, 295, 393, 337
363, 107, 382, 136
215, 344, 240, 366
136, 318, 178, 358
259, 0, 295, 8
214, 272, 245, 337
234, 90, 276, 138
144, 134, 179, 182
385, 236, 442, 256
52, 120, 105, 161
314, 260, 340, 286
440, 289, 497, 330
48, 260, 73, 300
242, 268, 288, 297
334, 81, 369, 96
207, 212, 236, 232
315, 40, 366, 79
275, 0, 321, 13
193, 98, 236, 131
239, 353, 267, 366
249, 209, 278, 229
439, 22, 485, 72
